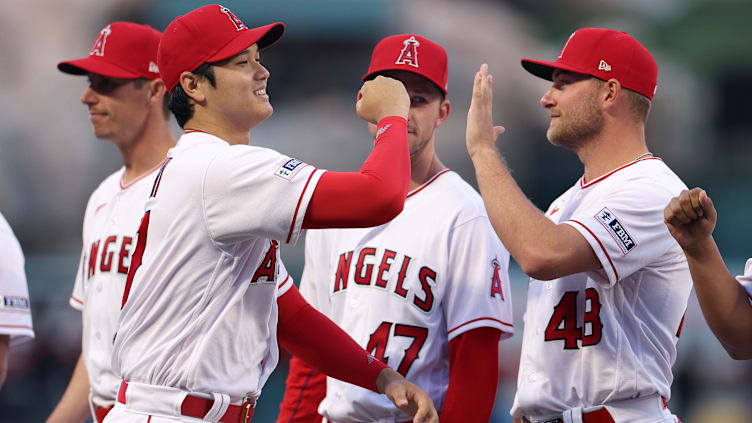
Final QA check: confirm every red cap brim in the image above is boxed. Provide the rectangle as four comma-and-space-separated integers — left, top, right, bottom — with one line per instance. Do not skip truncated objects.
58, 57, 141, 79
207, 22, 284, 63
521, 58, 590, 81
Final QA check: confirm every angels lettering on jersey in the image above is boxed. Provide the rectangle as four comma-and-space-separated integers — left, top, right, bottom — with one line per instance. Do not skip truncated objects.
82, 234, 134, 283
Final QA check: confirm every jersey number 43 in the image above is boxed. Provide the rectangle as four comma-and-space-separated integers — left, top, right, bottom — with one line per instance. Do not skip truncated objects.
544, 288, 603, 349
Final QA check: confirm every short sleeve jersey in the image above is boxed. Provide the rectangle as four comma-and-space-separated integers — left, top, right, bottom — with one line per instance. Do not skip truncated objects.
736, 258, 752, 299
512, 158, 692, 419
301, 170, 514, 422
70, 164, 165, 406
0, 212, 34, 347
111, 131, 324, 401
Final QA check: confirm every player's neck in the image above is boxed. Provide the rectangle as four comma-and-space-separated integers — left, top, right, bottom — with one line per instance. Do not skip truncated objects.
120, 119, 176, 185
409, 144, 445, 191
184, 110, 255, 146
578, 124, 648, 183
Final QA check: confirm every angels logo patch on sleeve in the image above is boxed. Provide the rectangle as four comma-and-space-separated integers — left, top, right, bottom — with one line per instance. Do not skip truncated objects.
275, 158, 306, 181
595, 207, 637, 254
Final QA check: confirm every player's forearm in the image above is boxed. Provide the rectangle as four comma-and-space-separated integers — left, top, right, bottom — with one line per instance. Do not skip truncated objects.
469, 146, 575, 279
46, 353, 92, 423
441, 328, 500, 422
303, 116, 409, 229
277, 356, 326, 423
277, 287, 388, 392
683, 238, 752, 359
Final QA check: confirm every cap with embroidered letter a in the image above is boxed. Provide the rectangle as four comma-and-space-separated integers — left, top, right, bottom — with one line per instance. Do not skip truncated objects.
363, 34, 448, 96
58, 22, 162, 80
521, 27, 658, 99
158, 4, 284, 92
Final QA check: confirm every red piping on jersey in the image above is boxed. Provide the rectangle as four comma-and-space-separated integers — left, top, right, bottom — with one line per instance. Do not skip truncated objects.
580, 157, 663, 188
286, 170, 318, 243
568, 219, 620, 281
278, 274, 292, 291
70, 295, 83, 305
407, 169, 452, 198
119, 158, 170, 190
0, 324, 34, 330
448, 317, 513, 335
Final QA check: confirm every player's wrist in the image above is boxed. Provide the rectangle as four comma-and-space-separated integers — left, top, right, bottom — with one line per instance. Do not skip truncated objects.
680, 235, 718, 260
377, 115, 408, 126
374, 367, 404, 394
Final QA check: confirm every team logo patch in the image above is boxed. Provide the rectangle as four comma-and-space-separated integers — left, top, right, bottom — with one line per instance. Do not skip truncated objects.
275, 158, 306, 181
395, 36, 420, 68
90, 25, 112, 57
1, 295, 29, 310
490, 258, 505, 300
595, 207, 636, 254
220, 5, 247, 31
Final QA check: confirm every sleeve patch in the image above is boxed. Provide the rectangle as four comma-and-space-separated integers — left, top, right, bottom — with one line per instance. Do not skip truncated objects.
275, 158, 307, 181
595, 207, 637, 255
1, 295, 30, 310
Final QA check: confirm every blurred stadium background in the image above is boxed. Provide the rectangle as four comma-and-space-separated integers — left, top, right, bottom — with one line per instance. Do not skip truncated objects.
1, 0, 751, 421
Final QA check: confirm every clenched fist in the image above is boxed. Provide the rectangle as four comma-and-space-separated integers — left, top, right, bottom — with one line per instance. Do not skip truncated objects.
356, 76, 410, 124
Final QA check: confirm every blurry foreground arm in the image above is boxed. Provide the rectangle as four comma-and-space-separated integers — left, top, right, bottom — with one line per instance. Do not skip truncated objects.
277, 286, 438, 423
441, 327, 501, 422
276, 356, 326, 423
664, 188, 752, 360
46, 353, 92, 423
465, 64, 598, 280
0, 334, 7, 390
303, 76, 411, 229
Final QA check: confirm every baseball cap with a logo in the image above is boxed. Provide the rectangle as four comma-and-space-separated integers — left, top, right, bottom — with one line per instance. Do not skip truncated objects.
521, 27, 658, 99
58, 22, 162, 80
158, 4, 284, 93
363, 34, 448, 96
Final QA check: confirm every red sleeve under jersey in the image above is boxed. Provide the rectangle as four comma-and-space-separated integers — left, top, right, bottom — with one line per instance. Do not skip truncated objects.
442, 326, 502, 422
276, 356, 326, 423
303, 116, 409, 229
276, 285, 387, 394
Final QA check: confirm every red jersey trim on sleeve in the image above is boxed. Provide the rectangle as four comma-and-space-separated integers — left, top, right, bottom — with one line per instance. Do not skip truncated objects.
0, 324, 34, 330
567, 219, 619, 281
70, 295, 84, 305
278, 274, 292, 291
448, 317, 513, 335
286, 169, 319, 243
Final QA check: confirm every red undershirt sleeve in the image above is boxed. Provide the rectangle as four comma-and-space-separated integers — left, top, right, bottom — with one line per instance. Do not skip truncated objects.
303, 116, 409, 229
441, 327, 501, 422
277, 285, 387, 393
276, 356, 326, 423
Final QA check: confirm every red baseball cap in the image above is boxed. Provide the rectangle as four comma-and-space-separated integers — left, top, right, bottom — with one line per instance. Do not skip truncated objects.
158, 4, 284, 92
521, 27, 658, 99
363, 34, 448, 96
58, 22, 162, 80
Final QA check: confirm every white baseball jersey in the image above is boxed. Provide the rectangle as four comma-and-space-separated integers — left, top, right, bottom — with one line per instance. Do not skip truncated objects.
301, 170, 514, 422
511, 158, 692, 419
70, 164, 164, 407
736, 258, 752, 299
0, 212, 35, 346
111, 130, 324, 402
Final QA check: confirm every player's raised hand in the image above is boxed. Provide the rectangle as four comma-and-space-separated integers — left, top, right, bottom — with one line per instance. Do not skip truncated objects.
466, 63, 505, 158
356, 75, 410, 124
664, 187, 718, 251
375, 367, 438, 423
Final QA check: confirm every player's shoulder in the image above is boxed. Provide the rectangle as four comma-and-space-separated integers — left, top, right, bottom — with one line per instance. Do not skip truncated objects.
596, 158, 687, 197
415, 170, 488, 219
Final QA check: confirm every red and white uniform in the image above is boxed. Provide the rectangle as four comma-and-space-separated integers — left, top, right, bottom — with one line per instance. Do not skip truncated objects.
110, 131, 324, 412
511, 158, 690, 422
70, 164, 164, 408
301, 170, 513, 422
737, 258, 752, 299
0, 212, 35, 346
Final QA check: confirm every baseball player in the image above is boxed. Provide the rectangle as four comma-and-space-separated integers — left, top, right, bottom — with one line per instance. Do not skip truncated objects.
0, 212, 35, 390
466, 28, 691, 422
48, 22, 175, 423
664, 187, 752, 359
105, 5, 437, 423
277, 34, 514, 423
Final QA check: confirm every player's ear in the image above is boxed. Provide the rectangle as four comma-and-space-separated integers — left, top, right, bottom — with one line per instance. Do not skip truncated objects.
179, 71, 206, 103
602, 78, 621, 109
435, 99, 450, 128
147, 79, 167, 105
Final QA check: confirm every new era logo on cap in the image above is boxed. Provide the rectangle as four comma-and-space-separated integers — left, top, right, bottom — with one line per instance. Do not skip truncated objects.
521, 27, 658, 100
363, 34, 448, 95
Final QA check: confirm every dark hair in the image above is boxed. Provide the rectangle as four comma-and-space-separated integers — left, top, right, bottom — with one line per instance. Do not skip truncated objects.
625, 89, 651, 123
133, 78, 171, 120
168, 63, 216, 128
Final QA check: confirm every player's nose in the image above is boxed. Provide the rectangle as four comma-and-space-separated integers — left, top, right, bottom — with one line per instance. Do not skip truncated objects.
80, 86, 98, 105
256, 63, 270, 80
540, 87, 556, 109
